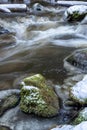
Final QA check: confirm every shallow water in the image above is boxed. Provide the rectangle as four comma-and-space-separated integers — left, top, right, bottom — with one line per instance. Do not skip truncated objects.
0, 3, 87, 130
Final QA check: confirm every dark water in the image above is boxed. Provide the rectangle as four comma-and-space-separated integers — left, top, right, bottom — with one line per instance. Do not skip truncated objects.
0, 45, 75, 90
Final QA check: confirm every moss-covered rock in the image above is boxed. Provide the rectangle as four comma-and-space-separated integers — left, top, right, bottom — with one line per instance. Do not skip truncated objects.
73, 107, 87, 125
20, 74, 59, 117
64, 5, 87, 22
0, 94, 20, 116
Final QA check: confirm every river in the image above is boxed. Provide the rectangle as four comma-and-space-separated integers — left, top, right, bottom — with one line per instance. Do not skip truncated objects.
0, 1, 87, 130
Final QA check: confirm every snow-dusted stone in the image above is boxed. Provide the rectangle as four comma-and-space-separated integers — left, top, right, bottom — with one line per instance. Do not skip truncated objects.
50, 121, 87, 130
70, 75, 87, 104
64, 5, 87, 22
20, 74, 59, 117
0, 89, 20, 116
73, 107, 87, 125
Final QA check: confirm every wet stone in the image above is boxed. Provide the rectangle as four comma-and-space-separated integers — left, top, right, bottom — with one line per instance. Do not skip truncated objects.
64, 49, 87, 73
0, 94, 20, 116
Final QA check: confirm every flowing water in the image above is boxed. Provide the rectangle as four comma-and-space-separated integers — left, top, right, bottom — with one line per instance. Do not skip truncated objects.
0, 2, 87, 130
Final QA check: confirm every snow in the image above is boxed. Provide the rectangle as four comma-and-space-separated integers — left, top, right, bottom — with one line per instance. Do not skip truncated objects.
51, 125, 73, 130
71, 75, 87, 102
0, 89, 20, 100
67, 5, 87, 15
23, 85, 39, 90
51, 121, 87, 130
26, 94, 38, 101
64, 5, 87, 21
73, 121, 87, 130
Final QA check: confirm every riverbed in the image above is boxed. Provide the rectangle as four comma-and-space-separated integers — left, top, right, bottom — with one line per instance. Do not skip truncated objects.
0, 2, 87, 130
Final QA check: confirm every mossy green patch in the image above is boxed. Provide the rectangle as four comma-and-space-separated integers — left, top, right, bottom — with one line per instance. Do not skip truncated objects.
20, 74, 59, 117
23, 74, 46, 89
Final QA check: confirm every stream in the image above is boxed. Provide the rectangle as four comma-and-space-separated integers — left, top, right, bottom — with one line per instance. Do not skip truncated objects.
0, 1, 87, 130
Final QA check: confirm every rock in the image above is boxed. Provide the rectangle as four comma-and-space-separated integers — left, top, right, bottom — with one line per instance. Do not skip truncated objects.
0, 93, 20, 116
73, 107, 87, 125
20, 74, 59, 117
64, 5, 87, 22
70, 75, 87, 104
64, 49, 87, 73
50, 121, 87, 130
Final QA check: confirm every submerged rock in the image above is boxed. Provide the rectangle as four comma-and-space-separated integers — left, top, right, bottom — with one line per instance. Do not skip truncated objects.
20, 74, 59, 117
64, 49, 87, 73
73, 107, 87, 125
70, 75, 87, 104
64, 5, 87, 22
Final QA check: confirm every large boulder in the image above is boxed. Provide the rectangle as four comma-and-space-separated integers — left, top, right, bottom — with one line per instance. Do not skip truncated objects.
70, 75, 87, 104
64, 5, 87, 22
20, 74, 59, 117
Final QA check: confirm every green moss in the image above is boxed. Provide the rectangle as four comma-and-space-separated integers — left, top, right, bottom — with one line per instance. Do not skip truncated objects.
20, 74, 59, 117
73, 116, 86, 125
23, 74, 46, 88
